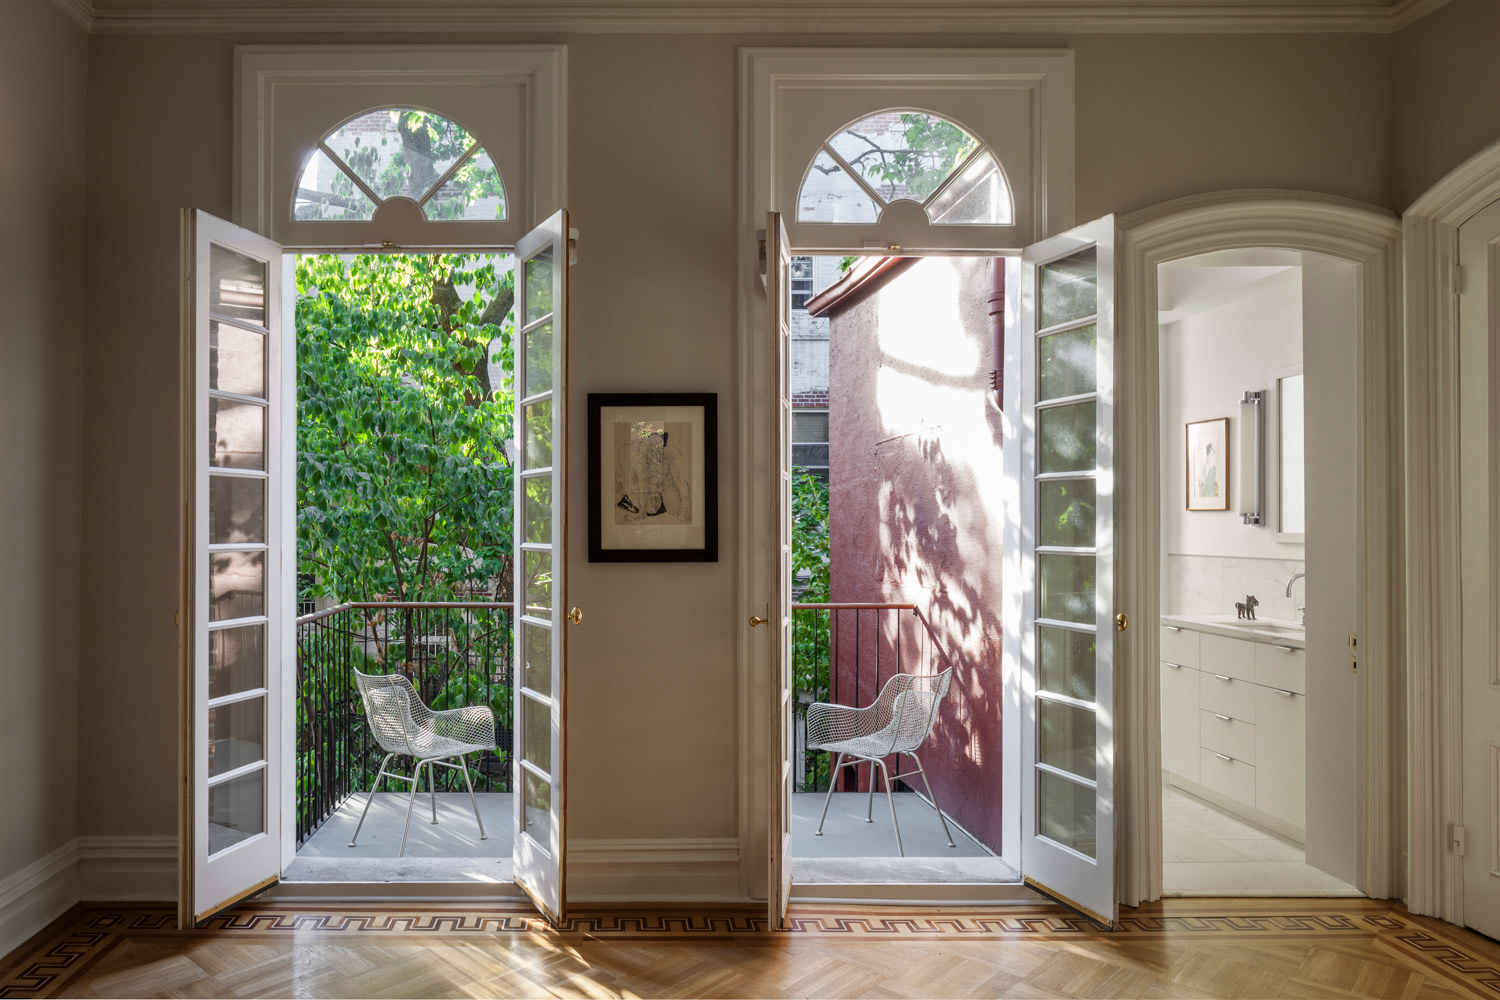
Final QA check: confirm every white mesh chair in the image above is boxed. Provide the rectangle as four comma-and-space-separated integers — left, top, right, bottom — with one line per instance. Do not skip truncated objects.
350, 667, 494, 856
806, 667, 956, 857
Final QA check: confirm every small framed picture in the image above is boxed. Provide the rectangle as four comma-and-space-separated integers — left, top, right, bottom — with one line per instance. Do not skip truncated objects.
1186, 417, 1229, 511
588, 393, 718, 562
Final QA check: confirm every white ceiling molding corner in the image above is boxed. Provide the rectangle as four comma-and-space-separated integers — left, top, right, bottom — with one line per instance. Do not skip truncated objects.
45, 0, 95, 31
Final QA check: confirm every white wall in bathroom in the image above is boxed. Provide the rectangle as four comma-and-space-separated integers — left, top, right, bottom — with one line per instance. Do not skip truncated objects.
1160, 267, 1306, 621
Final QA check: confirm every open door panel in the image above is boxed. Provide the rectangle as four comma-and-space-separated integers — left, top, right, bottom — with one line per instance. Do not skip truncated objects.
180, 210, 290, 926
1008, 215, 1118, 930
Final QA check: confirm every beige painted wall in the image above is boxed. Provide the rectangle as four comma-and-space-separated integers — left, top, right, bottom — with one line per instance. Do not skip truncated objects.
0, 0, 86, 880
1393, 0, 1500, 210
78, 29, 1401, 865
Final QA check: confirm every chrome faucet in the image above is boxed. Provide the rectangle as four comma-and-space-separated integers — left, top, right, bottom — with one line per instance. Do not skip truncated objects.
1286, 571, 1307, 624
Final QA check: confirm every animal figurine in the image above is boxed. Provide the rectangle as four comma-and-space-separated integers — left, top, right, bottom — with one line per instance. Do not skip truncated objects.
1234, 595, 1260, 620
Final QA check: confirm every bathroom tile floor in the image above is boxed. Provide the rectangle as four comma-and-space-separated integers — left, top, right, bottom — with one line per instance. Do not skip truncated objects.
1162, 785, 1361, 897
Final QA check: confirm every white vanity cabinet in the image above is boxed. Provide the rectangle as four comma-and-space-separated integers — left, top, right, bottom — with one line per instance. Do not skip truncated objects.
1160, 619, 1307, 840
1160, 625, 1202, 781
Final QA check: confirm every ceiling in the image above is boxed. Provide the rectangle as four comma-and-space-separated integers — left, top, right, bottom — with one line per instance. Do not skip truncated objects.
53, 0, 1452, 35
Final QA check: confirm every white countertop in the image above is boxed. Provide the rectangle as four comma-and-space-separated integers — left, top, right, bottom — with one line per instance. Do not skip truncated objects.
1161, 613, 1306, 649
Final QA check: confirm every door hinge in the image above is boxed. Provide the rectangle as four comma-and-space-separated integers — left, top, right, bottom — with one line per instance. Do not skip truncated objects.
568, 227, 579, 266
1454, 823, 1467, 856
1451, 261, 1467, 296
756, 228, 767, 286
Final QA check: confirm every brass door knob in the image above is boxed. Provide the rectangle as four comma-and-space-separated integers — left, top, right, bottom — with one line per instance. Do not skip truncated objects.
749, 616, 769, 627
567, 607, 583, 625
1115, 613, 1129, 632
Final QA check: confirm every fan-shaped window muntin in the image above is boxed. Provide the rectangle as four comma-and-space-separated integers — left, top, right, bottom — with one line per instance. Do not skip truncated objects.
797, 110, 1013, 226
296, 108, 508, 223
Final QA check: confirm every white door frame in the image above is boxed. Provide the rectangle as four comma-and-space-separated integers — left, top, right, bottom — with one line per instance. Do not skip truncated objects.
1115, 190, 1403, 906
1403, 137, 1500, 924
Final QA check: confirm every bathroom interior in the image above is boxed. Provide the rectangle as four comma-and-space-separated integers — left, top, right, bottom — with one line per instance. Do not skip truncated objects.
1156, 249, 1363, 897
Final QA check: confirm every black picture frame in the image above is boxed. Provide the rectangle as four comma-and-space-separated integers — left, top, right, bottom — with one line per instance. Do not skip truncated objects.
588, 393, 718, 562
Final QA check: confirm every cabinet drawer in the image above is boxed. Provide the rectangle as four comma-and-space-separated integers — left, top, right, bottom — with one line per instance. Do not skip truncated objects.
1200, 670, 1256, 721
1255, 642, 1306, 694
1199, 747, 1256, 807
1255, 686, 1306, 828
1201, 633, 1256, 682
1160, 625, 1200, 668
1200, 709, 1256, 764
1161, 662, 1200, 781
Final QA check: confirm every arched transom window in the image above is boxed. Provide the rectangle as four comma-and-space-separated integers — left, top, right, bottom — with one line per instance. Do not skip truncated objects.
797, 111, 1012, 226
296, 108, 507, 223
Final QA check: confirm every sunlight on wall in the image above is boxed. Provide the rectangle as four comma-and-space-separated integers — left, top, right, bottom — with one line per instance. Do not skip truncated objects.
874, 259, 979, 378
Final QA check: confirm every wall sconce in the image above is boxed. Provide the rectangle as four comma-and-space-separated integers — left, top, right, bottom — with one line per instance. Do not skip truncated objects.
1239, 390, 1265, 525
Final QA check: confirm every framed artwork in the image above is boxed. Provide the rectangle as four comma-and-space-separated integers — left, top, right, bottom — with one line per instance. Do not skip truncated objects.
1186, 417, 1229, 511
588, 393, 718, 562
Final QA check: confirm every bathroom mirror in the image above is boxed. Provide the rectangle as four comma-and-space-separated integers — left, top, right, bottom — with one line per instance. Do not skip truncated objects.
1277, 371, 1306, 537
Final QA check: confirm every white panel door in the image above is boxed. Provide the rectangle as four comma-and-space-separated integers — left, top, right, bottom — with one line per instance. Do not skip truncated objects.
1009, 215, 1117, 928
513, 209, 573, 924
1458, 199, 1500, 941
183, 210, 289, 926
766, 213, 795, 930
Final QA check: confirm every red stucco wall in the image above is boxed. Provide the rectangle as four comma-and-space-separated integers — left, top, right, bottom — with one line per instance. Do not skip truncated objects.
826, 256, 1007, 855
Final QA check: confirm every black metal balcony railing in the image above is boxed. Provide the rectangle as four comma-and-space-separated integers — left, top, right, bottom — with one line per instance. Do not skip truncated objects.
791, 602, 954, 794
295, 601, 513, 846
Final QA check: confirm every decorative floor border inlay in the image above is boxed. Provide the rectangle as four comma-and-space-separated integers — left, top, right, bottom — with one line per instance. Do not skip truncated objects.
3, 902, 1499, 998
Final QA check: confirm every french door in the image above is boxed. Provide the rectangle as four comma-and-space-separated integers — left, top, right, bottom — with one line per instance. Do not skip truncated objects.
512, 209, 574, 924
181, 210, 291, 926
1008, 215, 1118, 927
765, 213, 795, 930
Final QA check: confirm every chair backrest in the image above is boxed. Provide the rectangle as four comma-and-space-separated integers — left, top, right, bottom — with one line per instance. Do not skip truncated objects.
873, 666, 953, 755
353, 668, 433, 756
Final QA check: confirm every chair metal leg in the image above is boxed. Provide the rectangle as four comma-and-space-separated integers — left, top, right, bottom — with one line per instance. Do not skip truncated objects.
349, 752, 395, 847
865, 759, 877, 823
400, 759, 426, 857
873, 758, 904, 857
429, 761, 439, 825
458, 754, 487, 840
905, 751, 955, 848
814, 752, 846, 836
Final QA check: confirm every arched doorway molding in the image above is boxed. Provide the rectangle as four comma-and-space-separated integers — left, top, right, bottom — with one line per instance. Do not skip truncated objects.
1402, 137, 1500, 924
1115, 190, 1403, 906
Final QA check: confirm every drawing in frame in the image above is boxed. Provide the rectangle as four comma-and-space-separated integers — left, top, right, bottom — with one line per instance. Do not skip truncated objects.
588, 393, 718, 562
1186, 417, 1229, 511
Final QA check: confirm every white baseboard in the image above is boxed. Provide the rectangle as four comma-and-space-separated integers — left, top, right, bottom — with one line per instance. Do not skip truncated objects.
77, 835, 177, 901
569, 838, 744, 902
0, 841, 80, 959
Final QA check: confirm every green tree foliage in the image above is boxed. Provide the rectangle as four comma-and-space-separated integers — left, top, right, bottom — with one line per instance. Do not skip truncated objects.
295, 252, 516, 604
791, 471, 833, 791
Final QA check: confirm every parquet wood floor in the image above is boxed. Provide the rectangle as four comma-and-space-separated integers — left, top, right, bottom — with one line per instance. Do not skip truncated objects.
3, 898, 1498, 999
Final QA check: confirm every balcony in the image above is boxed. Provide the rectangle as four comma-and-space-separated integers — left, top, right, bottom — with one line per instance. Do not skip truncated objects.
286, 601, 1011, 886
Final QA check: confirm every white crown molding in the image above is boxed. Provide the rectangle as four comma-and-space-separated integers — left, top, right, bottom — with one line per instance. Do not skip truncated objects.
82, 0, 1448, 35
0, 841, 81, 958
44, 0, 95, 30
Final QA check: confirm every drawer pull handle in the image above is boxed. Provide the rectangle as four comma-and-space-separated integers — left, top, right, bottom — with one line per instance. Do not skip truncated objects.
1275, 688, 1295, 697
1165, 661, 1182, 669
1213, 751, 1233, 762
1213, 713, 1232, 721
1276, 645, 1297, 653
1165, 625, 1183, 632
1214, 674, 1232, 681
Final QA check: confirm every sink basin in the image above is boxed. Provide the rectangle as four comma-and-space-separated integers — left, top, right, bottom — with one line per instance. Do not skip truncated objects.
1223, 620, 1304, 636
